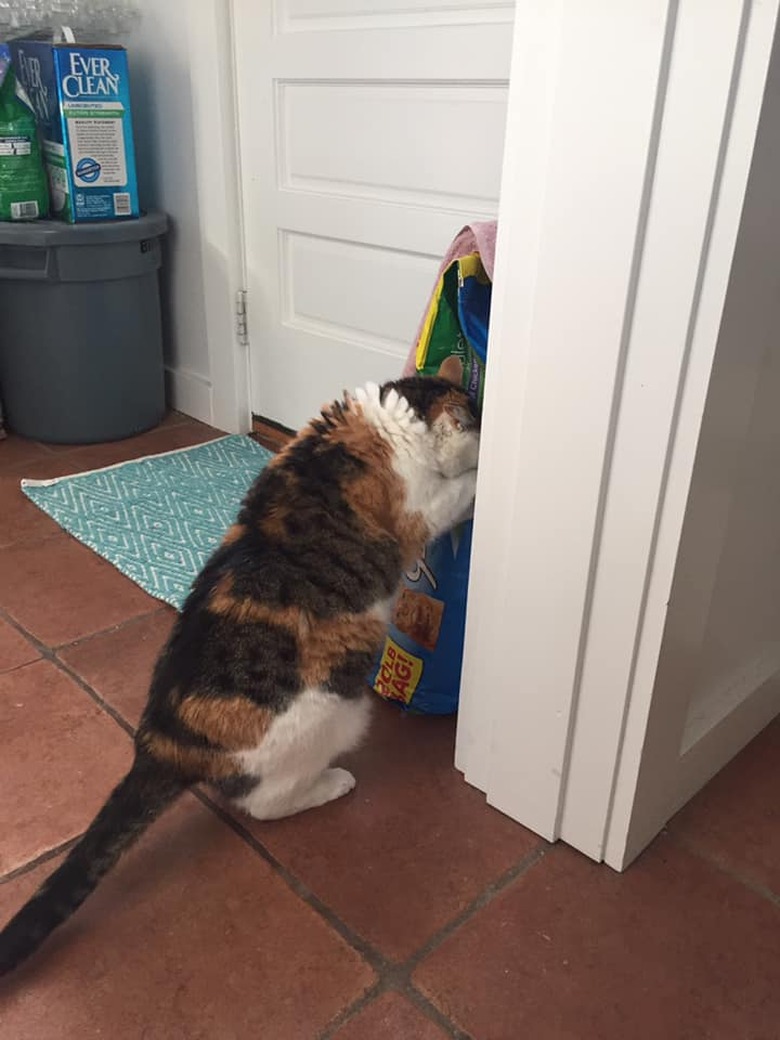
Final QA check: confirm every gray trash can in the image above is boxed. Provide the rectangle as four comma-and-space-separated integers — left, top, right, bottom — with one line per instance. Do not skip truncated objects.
0, 211, 168, 444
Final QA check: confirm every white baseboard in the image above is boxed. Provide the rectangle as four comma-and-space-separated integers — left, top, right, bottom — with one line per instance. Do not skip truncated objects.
165, 366, 213, 426
682, 643, 780, 752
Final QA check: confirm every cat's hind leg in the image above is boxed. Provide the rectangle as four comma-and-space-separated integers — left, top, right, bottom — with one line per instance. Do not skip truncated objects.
235, 766, 356, 821
230, 688, 370, 822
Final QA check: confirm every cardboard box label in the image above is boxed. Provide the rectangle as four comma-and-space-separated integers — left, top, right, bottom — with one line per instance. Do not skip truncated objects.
11, 41, 139, 222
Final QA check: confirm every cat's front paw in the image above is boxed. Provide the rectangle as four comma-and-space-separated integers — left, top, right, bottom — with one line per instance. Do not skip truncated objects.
460, 467, 478, 502
455, 468, 478, 524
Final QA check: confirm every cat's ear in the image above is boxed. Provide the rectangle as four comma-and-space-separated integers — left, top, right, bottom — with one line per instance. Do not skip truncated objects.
436, 356, 463, 386
443, 401, 476, 431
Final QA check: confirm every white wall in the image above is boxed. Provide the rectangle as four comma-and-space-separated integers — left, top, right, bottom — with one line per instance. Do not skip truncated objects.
126, 0, 248, 430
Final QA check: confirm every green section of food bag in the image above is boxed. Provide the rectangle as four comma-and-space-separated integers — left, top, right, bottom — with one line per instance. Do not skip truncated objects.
0, 46, 49, 222
415, 253, 490, 409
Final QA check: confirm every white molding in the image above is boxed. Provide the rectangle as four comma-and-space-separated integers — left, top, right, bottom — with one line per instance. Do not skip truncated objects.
682, 643, 780, 752
187, 0, 251, 434
456, 0, 672, 839
558, 0, 751, 863
603, 0, 780, 870
458, 0, 779, 867
619, 675, 780, 869
165, 366, 213, 424
277, 0, 515, 34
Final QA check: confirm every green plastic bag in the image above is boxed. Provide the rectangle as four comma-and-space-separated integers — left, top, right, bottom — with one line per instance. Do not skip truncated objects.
0, 44, 49, 221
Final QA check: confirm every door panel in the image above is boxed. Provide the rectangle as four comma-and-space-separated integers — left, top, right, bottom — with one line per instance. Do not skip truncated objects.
233, 1, 514, 428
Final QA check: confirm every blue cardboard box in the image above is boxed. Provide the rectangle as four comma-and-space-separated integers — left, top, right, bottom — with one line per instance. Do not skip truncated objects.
10, 41, 139, 222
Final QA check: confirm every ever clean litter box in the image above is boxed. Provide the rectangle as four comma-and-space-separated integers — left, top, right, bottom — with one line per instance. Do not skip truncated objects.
10, 40, 139, 222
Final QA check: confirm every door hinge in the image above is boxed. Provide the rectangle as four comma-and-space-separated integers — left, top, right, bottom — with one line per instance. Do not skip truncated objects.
235, 288, 249, 347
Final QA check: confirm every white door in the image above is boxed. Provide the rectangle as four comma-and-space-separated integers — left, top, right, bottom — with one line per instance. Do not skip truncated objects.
232, 1, 515, 430
457, 0, 780, 870
229, 0, 780, 872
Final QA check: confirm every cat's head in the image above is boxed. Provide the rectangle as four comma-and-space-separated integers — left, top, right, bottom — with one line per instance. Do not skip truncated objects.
378, 366, 480, 477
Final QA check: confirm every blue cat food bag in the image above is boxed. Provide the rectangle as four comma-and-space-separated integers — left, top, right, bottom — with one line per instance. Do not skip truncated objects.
372, 523, 473, 714
370, 252, 491, 715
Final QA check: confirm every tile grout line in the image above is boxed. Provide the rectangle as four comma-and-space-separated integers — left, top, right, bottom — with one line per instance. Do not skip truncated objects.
393, 845, 549, 1040
191, 795, 486, 1040
0, 658, 41, 677
316, 964, 475, 1040
402, 844, 548, 976
316, 980, 386, 1040
0, 603, 170, 659
2, 601, 399, 985
1, 613, 543, 1040
51, 655, 137, 738
0, 607, 165, 886
404, 987, 477, 1040
667, 831, 780, 909
192, 787, 390, 973
1, 623, 541, 1040
7, 429, 507, 1040
50, 604, 173, 656
317, 980, 476, 1040
0, 835, 81, 885
2, 602, 547, 1040
0, 638, 390, 988
317, 844, 548, 1040
0, 606, 139, 740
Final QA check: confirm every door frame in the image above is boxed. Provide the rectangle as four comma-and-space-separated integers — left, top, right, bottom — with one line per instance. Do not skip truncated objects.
186, 0, 251, 435
456, 0, 780, 869
218, 0, 779, 868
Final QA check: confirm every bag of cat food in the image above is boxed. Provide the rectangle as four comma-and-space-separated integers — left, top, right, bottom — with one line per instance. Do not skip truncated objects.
0, 44, 49, 222
414, 252, 491, 408
370, 252, 491, 714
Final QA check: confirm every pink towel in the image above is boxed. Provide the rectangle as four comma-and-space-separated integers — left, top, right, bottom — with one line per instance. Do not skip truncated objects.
402, 220, 497, 376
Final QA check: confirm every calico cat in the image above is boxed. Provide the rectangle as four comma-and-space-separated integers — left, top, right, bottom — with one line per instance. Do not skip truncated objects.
0, 374, 480, 976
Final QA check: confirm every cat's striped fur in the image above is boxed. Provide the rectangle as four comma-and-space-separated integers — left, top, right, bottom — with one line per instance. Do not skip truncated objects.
0, 374, 480, 976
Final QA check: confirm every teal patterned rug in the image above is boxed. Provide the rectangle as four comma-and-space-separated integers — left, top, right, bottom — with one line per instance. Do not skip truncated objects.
22, 435, 273, 610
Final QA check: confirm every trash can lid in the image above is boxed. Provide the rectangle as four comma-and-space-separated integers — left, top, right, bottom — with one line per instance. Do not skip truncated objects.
0, 210, 168, 247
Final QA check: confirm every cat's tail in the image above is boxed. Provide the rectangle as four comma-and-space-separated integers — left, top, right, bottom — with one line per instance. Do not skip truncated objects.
0, 752, 186, 977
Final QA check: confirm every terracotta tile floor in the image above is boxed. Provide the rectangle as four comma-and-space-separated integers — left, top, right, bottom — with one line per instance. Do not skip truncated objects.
0, 414, 778, 1039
